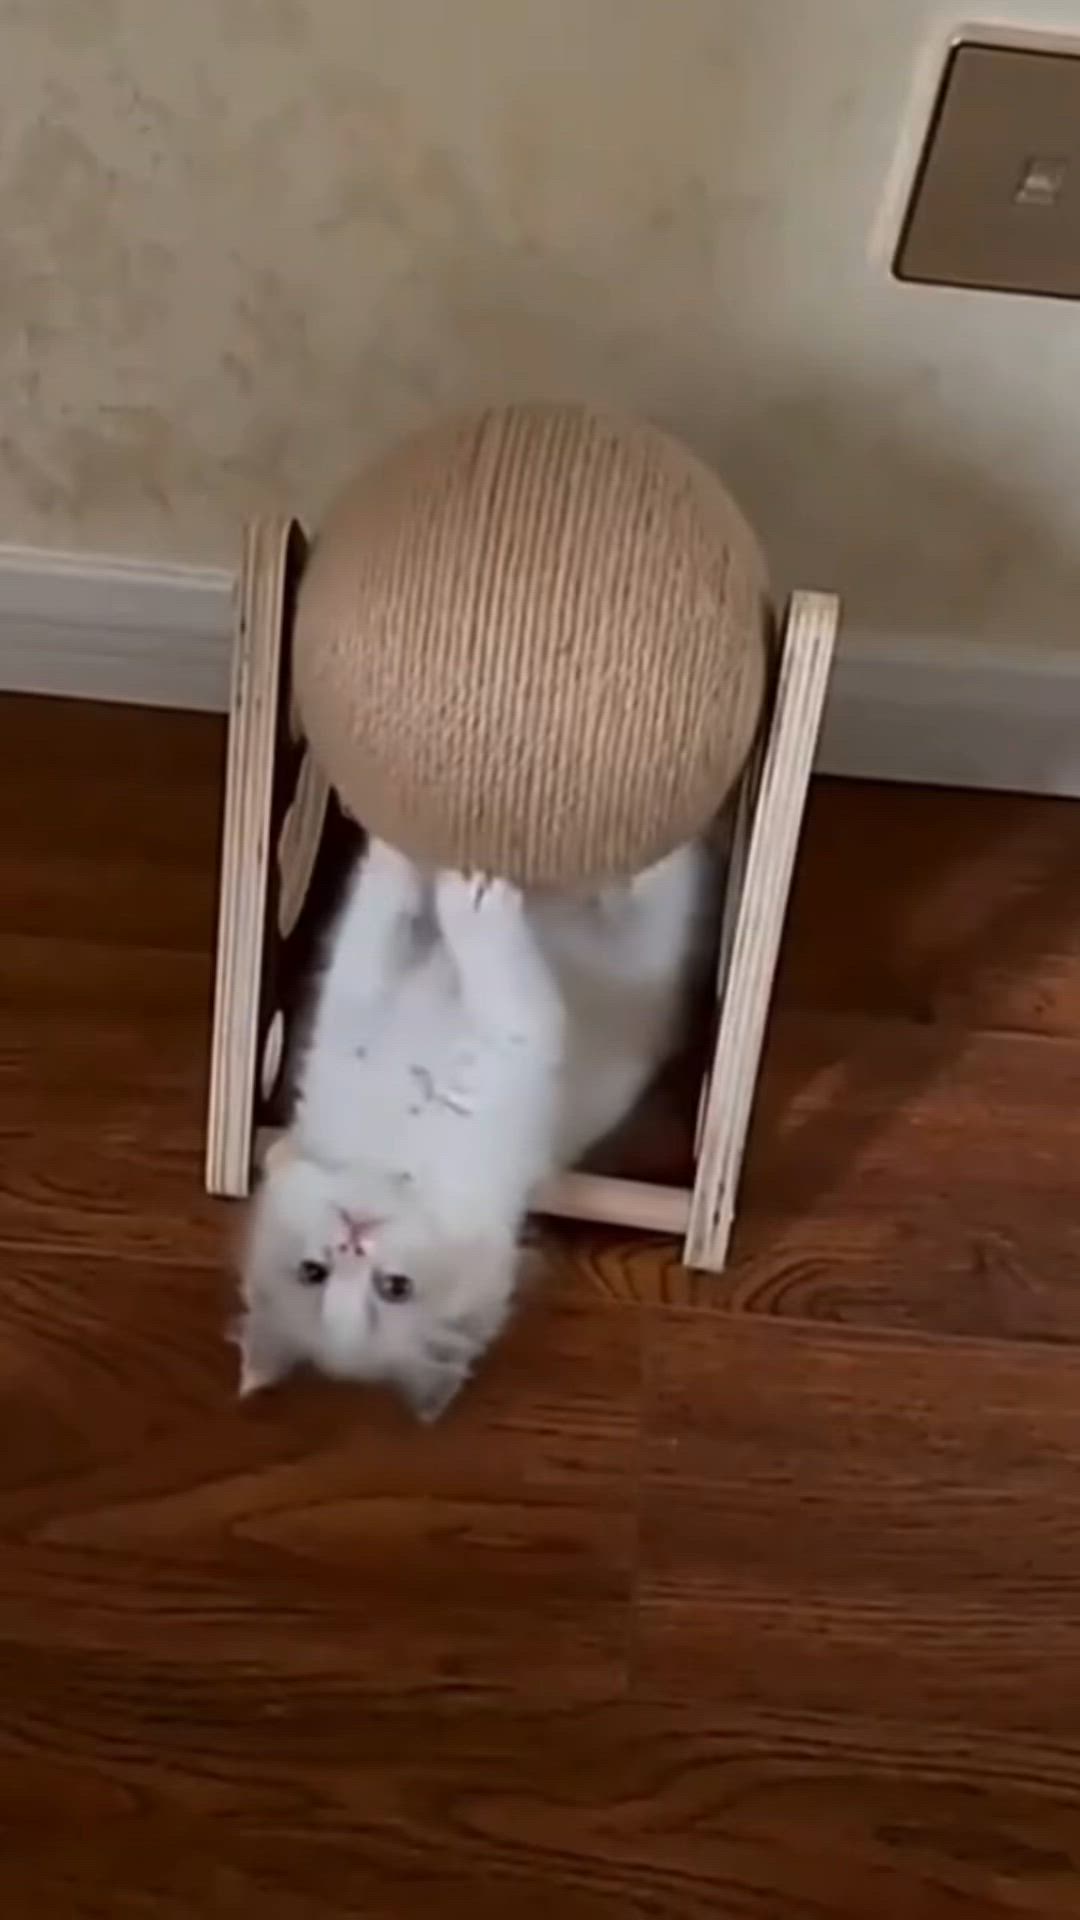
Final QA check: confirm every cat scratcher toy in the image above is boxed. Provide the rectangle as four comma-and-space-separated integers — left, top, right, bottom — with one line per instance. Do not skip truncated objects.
206, 400, 839, 1271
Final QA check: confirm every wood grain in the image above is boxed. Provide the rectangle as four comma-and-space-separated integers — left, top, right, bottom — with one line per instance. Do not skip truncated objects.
779, 779, 1080, 1038
565, 1011, 1080, 1340
639, 1314, 1080, 1744
0, 697, 222, 950
6, 692, 1080, 1916
3, 1687, 1078, 1917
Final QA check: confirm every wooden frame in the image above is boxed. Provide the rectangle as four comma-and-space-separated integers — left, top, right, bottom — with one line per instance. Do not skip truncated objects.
206, 515, 839, 1272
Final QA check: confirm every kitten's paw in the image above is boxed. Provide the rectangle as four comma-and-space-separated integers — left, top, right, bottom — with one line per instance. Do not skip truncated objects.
360, 837, 424, 918
436, 870, 524, 941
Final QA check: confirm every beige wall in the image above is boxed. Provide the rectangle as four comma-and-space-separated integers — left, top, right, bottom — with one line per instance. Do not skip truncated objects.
2, 0, 1079, 653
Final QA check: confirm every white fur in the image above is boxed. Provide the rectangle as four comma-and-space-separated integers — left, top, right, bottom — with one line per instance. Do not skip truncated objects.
237, 835, 713, 1417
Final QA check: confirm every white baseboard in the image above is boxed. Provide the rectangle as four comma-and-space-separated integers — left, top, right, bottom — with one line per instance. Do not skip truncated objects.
1, 543, 1079, 799
819, 639, 1080, 799
0, 543, 233, 711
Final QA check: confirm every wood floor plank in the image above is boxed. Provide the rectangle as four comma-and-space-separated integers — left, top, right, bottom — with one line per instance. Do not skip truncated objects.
638, 1314, 1080, 1745
1, 1681, 1077, 1917
0, 695, 224, 855
563, 1011, 1080, 1341
6, 695, 1080, 1915
780, 780, 1080, 1038
0, 933, 212, 1017
0, 1251, 640, 1514
751, 1010, 1080, 1206
0, 1119, 224, 1262
0, 1247, 638, 1707
0, 698, 222, 950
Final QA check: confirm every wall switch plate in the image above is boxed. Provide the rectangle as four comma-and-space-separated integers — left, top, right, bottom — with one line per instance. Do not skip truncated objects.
895, 38, 1080, 298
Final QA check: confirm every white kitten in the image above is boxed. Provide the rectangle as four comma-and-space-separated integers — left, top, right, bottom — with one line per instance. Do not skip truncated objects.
236, 834, 713, 1419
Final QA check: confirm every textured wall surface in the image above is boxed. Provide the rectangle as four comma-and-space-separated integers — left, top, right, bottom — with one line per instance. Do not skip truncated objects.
2, 0, 1079, 652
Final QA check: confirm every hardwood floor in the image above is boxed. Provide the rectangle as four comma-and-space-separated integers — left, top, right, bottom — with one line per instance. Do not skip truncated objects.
3, 693, 1080, 1917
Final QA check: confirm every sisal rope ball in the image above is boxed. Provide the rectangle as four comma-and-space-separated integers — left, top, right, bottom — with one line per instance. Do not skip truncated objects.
293, 401, 770, 888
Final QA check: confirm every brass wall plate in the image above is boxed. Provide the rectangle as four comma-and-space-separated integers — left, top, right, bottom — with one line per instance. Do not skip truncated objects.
895, 39, 1080, 299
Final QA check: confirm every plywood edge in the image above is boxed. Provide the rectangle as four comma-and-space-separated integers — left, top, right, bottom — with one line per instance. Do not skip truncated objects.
685, 588, 841, 1271
205, 516, 301, 1198
535, 1171, 691, 1235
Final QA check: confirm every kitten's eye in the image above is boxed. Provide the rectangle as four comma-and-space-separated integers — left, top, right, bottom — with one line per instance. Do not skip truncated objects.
374, 1270, 414, 1304
298, 1258, 329, 1287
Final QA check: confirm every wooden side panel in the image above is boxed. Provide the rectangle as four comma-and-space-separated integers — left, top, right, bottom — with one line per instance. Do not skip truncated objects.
205, 518, 358, 1197
684, 591, 840, 1271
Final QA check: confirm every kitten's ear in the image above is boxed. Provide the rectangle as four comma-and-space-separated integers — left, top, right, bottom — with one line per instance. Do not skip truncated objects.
228, 1310, 296, 1398
395, 1356, 468, 1425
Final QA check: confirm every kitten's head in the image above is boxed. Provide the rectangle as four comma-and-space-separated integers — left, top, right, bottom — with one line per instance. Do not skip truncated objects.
234, 1151, 517, 1421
